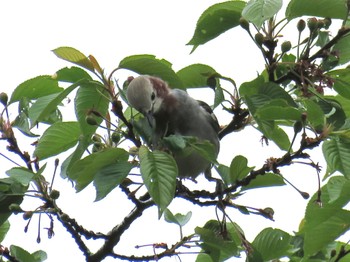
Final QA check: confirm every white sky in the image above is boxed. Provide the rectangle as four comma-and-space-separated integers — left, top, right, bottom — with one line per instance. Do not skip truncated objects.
0, 1, 344, 261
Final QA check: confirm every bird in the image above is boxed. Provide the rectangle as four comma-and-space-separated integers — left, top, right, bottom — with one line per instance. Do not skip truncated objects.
126, 75, 220, 179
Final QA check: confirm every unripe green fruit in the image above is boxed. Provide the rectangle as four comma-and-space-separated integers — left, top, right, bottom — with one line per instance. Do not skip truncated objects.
111, 132, 121, 144
0, 92, 8, 106
239, 17, 250, 31
9, 203, 22, 214
307, 17, 318, 31
23, 211, 33, 220
92, 134, 101, 142
297, 19, 306, 32
50, 189, 60, 200
129, 146, 139, 156
86, 116, 98, 126
92, 142, 104, 152
255, 33, 264, 46
281, 41, 292, 53
293, 120, 303, 134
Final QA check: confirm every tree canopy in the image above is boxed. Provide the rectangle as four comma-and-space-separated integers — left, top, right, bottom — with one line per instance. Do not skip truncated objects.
1, 0, 350, 261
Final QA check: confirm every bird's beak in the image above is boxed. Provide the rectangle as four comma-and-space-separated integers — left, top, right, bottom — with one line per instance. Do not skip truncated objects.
145, 111, 155, 128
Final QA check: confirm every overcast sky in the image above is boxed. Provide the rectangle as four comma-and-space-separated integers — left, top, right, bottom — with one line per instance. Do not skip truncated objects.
0, 1, 341, 261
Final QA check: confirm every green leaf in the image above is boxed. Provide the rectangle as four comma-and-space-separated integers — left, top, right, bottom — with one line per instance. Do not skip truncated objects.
214, 84, 225, 109
164, 209, 192, 227
229, 155, 254, 182
119, 54, 184, 89
256, 105, 301, 121
333, 95, 350, 118
215, 164, 231, 186
303, 99, 325, 129
241, 173, 285, 191
55, 66, 92, 83
10, 245, 47, 262
6, 168, 34, 186
304, 207, 350, 257
323, 137, 350, 178
333, 34, 350, 65
34, 122, 81, 160
74, 81, 110, 137
185, 137, 218, 164
302, 176, 350, 257
328, 69, 350, 99
176, 64, 217, 88
52, 46, 95, 72
0, 220, 10, 242
12, 112, 39, 137
317, 98, 346, 130
252, 228, 292, 261
60, 137, 89, 179
28, 80, 82, 128
326, 176, 350, 203
9, 76, 63, 104
139, 146, 177, 214
286, 0, 347, 20
242, 0, 283, 28
0, 179, 26, 226
195, 220, 241, 261
256, 118, 291, 150
68, 148, 129, 191
187, 1, 246, 52
93, 161, 133, 201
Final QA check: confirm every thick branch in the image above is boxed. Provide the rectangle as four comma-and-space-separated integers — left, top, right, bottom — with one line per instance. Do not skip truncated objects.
87, 199, 154, 262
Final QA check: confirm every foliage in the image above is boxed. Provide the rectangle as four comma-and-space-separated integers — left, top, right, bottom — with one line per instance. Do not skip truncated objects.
1, 0, 350, 261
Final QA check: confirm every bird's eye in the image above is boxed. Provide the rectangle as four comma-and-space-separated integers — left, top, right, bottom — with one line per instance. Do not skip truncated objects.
151, 92, 156, 100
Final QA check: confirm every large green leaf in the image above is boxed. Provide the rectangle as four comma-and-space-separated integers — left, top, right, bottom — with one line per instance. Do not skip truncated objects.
286, 0, 347, 20
242, 0, 283, 28
93, 161, 133, 201
304, 207, 350, 257
252, 228, 292, 261
187, 1, 246, 52
328, 69, 350, 99
68, 148, 129, 192
303, 99, 325, 129
34, 122, 81, 160
52, 47, 95, 72
139, 146, 177, 213
323, 137, 350, 178
60, 137, 90, 179
195, 220, 241, 261
303, 176, 350, 257
10, 245, 47, 262
9, 76, 63, 104
74, 81, 110, 137
317, 98, 346, 130
55, 66, 92, 83
12, 112, 39, 137
256, 105, 301, 121
176, 64, 218, 88
27, 80, 82, 128
0, 220, 10, 243
119, 54, 184, 89
6, 168, 34, 186
0, 178, 26, 226
333, 34, 350, 65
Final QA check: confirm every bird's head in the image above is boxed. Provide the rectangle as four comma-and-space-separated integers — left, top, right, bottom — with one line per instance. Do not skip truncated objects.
126, 75, 169, 123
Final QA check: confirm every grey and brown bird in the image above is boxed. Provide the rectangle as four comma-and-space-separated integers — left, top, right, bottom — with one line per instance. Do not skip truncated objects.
126, 75, 220, 179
